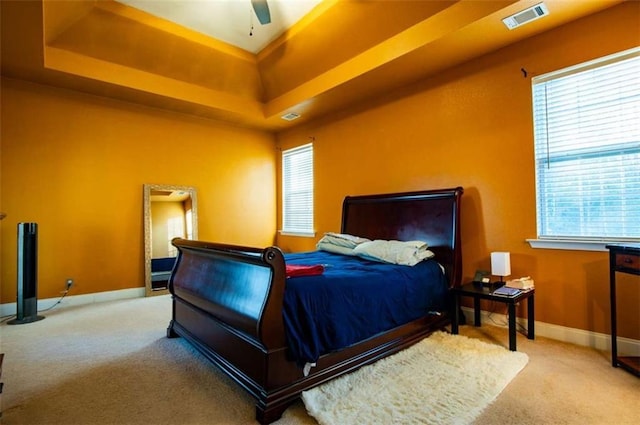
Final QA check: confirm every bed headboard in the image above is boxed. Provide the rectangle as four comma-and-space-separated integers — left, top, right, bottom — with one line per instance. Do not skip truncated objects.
341, 187, 463, 288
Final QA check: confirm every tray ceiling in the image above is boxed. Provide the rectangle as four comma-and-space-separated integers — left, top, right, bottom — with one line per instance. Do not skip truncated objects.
0, 0, 625, 131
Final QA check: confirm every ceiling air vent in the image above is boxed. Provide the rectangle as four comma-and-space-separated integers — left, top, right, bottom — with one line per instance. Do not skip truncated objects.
502, 3, 549, 30
281, 112, 301, 121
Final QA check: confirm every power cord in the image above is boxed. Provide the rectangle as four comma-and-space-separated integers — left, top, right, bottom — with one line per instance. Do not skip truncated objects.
38, 288, 71, 312
486, 300, 528, 333
0, 286, 72, 323
0, 315, 15, 324
486, 300, 508, 326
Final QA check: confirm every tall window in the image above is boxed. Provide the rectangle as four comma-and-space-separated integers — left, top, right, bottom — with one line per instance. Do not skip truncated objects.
531, 47, 640, 246
282, 143, 314, 235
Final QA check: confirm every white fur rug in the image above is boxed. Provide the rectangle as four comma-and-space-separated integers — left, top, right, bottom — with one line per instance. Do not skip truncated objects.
302, 331, 529, 425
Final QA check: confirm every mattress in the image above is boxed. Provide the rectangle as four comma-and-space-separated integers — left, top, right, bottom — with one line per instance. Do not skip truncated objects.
283, 250, 448, 365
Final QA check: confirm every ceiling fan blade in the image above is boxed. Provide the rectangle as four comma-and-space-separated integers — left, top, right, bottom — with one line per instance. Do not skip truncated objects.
251, 0, 271, 25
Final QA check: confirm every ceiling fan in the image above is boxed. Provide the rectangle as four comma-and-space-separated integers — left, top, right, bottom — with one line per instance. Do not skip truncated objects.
251, 0, 272, 25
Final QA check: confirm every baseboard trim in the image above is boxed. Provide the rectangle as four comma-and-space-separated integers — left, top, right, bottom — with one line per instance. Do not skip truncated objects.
461, 306, 640, 357
0, 287, 146, 318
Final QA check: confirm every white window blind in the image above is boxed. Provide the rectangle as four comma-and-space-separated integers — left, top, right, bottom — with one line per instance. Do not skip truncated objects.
282, 143, 314, 235
532, 47, 640, 242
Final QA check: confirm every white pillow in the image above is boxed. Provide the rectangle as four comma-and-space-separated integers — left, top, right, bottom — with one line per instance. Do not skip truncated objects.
316, 240, 358, 256
318, 232, 371, 248
353, 240, 434, 266
316, 232, 371, 255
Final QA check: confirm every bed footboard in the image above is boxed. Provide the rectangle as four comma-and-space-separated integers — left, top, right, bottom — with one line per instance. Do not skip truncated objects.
167, 238, 310, 423
168, 238, 287, 350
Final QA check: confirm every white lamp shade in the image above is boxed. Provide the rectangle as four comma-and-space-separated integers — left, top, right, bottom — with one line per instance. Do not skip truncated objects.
491, 252, 511, 277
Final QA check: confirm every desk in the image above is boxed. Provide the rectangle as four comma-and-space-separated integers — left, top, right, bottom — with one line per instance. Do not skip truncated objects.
451, 283, 534, 351
606, 243, 640, 377
0, 353, 4, 418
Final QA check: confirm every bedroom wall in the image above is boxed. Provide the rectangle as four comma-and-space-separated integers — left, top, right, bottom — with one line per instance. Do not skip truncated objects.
276, 3, 640, 340
0, 78, 277, 302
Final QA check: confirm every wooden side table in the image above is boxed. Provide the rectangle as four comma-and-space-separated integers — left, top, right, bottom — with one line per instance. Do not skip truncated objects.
451, 283, 535, 351
606, 243, 640, 377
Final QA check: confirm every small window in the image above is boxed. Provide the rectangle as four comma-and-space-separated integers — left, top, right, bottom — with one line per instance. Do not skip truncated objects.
531, 47, 640, 245
282, 143, 314, 236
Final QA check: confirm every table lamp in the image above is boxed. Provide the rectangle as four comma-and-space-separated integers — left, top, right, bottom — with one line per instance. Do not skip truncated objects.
491, 252, 511, 287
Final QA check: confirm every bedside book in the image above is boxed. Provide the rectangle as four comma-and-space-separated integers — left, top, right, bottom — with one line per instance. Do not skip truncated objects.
492, 286, 521, 297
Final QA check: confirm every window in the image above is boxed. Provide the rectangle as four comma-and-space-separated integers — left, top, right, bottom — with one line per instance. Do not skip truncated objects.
530, 47, 640, 250
185, 209, 193, 240
166, 215, 185, 257
282, 143, 314, 235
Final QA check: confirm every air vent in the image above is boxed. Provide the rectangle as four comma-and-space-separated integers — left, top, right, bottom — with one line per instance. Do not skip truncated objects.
502, 3, 549, 30
281, 112, 301, 121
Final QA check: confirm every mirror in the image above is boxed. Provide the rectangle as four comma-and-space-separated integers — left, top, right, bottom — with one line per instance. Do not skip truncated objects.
143, 184, 198, 296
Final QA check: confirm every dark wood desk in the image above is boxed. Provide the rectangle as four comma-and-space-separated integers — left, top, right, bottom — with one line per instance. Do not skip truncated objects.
451, 283, 534, 351
606, 243, 640, 377
0, 353, 4, 418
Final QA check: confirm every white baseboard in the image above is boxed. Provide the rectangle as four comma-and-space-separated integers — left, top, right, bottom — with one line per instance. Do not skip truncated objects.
0, 287, 146, 318
461, 307, 640, 357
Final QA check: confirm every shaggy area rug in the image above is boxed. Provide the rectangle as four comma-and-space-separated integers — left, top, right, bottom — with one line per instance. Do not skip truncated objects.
302, 331, 529, 425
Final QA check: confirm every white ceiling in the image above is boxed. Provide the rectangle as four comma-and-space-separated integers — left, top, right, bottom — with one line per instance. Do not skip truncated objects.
117, 0, 324, 54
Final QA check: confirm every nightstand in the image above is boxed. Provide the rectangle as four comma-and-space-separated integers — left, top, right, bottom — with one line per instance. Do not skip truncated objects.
451, 283, 535, 351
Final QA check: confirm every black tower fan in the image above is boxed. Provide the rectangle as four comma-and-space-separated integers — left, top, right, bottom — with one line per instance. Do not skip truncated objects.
8, 222, 45, 324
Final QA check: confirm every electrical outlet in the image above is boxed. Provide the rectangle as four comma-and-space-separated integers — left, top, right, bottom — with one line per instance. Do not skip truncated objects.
66, 278, 74, 290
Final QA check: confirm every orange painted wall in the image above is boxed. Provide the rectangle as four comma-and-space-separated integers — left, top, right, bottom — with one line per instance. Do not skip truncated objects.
277, 4, 640, 339
0, 78, 276, 302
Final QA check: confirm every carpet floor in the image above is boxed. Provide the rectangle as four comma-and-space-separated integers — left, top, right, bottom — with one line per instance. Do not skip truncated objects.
1, 295, 638, 424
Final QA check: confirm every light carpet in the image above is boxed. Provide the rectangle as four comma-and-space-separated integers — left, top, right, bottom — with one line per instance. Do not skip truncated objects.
302, 331, 529, 425
4, 296, 639, 424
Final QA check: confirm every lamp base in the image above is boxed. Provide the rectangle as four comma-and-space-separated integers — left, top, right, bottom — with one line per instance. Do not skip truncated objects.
487, 281, 506, 290
473, 280, 506, 290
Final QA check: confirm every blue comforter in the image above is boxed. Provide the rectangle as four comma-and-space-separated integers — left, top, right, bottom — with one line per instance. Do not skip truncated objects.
283, 250, 448, 365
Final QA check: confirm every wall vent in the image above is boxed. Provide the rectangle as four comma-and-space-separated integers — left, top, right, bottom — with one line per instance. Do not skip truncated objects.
281, 112, 301, 121
502, 3, 549, 30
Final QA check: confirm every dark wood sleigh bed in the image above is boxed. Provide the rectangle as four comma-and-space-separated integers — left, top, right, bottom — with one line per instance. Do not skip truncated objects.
166, 187, 463, 424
